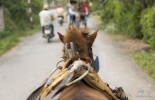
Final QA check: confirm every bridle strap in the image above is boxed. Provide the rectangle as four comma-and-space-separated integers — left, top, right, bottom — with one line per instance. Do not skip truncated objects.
84, 39, 95, 69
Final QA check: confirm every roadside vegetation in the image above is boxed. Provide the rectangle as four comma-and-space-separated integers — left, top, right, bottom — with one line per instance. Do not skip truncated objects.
90, 0, 155, 81
0, 0, 42, 56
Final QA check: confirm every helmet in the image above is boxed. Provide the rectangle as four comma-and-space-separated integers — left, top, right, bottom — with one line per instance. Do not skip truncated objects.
70, 0, 77, 4
43, 4, 49, 10
57, 4, 61, 8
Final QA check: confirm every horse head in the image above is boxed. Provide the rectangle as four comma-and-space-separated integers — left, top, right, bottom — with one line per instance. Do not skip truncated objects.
58, 26, 99, 66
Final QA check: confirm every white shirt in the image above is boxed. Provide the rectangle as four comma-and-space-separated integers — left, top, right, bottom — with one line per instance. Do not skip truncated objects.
39, 10, 53, 26
68, 5, 79, 17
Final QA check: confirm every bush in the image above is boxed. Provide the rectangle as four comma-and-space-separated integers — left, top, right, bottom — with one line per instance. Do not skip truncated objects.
140, 7, 155, 50
0, 0, 42, 39
0, 0, 42, 56
101, 0, 143, 38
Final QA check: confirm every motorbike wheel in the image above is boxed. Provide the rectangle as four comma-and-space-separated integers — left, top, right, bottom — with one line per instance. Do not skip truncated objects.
48, 38, 50, 43
47, 35, 51, 43
60, 22, 63, 26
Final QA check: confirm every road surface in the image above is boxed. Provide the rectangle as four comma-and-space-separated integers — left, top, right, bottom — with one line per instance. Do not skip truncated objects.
0, 17, 155, 100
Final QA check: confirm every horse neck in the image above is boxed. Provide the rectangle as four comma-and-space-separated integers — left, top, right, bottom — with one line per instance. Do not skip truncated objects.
58, 81, 109, 100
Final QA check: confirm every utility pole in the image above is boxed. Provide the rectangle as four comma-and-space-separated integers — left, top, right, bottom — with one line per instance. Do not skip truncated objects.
27, 0, 33, 27
0, 0, 4, 31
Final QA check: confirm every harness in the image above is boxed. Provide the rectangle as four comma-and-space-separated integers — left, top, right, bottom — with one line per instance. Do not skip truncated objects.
37, 59, 118, 100
31, 42, 127, 100
36, 40, 118, 100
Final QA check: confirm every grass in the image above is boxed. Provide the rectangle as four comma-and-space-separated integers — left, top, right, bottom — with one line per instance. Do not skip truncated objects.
132, 51, 155, 81
0, 36, 20, 56
0, 25, 40, 56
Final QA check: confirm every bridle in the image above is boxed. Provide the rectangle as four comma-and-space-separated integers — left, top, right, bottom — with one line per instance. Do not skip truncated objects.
63, 41, 95, 69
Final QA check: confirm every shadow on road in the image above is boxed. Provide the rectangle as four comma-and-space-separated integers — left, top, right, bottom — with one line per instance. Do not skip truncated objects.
50, 39, 60, 43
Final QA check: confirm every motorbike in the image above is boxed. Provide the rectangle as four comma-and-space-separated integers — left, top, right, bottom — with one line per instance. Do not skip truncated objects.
43, 25, 53, 43
58, 16, 64, 26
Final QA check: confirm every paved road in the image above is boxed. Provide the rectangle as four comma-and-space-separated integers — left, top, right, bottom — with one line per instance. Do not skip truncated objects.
0, 17, 155, 100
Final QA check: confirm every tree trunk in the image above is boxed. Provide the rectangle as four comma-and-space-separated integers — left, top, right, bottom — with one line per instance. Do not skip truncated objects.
141, 0, 147, 10
154, 0, 155, 6
0, 4, 5, 31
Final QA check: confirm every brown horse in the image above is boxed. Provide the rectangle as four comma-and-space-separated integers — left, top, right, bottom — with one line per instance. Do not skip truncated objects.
55, 26, 115, 100
27, 26, 127, 100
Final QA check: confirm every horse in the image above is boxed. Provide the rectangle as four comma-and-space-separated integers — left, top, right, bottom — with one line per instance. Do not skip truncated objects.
56, 26, 112, 100
27, 26, 128, 100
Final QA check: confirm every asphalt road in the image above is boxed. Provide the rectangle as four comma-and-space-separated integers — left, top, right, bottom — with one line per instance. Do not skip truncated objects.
0, 16, 155, 100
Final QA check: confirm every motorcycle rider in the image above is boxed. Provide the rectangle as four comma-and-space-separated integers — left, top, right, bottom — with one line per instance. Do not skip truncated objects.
82, 0, 89, 26
83, 0, 89, 15
68, 0, 79, 26
39, 4, 54, 37
56, 4, 65, 24
56, 5, 65, 18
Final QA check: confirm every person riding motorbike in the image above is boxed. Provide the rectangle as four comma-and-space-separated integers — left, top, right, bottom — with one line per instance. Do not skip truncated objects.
39, 4, 54, 37
68, 0, 79, 26
78, 0, 89, 27
56, 5, 65, 18
83, 0, 89, 15
56, 5, 65, 25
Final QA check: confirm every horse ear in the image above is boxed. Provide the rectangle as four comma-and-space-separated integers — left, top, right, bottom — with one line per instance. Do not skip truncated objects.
68, 25, 71, 30
88, 29, 99, 46
57, 32, 64, 43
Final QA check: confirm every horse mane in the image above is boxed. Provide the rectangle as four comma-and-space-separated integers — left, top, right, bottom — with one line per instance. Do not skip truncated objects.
62, 26, 92, 59
63, 26, 91, 48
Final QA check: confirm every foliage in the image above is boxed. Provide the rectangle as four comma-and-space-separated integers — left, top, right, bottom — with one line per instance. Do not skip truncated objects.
100, 0, 142, 38
4, 0, 42, 29
140, 7, 155, 50
91, 0, 155, 81
0, 0, 43, 39
0, 0, 42, 56
91, 0, 155, 50
132, 51, 155, 81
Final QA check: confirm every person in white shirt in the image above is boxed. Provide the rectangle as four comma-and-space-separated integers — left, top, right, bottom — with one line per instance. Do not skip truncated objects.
68, 0, 79, 25
39, 4, 54, 36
